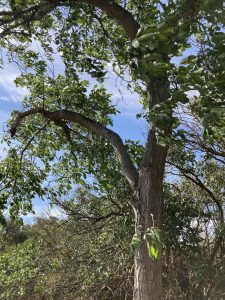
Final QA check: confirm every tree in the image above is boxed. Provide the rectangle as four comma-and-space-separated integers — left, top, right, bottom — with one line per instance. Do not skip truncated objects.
0, 1, 225, 299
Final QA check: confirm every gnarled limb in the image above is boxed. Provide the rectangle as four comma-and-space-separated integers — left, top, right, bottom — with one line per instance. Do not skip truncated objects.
10, 107, 138, 190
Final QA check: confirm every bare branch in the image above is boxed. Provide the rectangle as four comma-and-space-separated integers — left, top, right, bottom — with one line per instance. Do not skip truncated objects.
10, 107, 138, 190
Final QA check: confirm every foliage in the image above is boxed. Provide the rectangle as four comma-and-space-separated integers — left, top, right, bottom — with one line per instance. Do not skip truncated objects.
0, 160, 224, 299
0, 239, 40, 300
163, 161, 225, 299
0, 187, 134, 300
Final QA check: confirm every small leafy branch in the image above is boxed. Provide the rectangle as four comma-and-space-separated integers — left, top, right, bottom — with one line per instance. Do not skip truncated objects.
144, 227, 162, 260
130, 226, 162, 260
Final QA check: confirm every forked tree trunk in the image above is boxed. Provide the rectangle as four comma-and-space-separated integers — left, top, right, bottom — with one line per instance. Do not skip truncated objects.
132, 79, 170, 300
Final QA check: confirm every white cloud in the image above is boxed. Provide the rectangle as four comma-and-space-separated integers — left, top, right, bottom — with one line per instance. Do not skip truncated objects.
0, 70, 27, 103
0, 141, 8, 160
23, 205, 67, 224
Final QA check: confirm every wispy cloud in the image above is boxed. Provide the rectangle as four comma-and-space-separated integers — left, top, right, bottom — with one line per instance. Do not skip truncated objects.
0, 70, 27, 103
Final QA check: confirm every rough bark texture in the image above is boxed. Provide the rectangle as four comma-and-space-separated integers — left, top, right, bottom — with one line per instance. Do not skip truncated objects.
133, 166, 165, 300
133, 78, 170, 300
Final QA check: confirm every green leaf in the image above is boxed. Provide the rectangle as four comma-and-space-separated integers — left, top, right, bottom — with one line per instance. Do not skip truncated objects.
193, 68, 204, 75
171, 91, 189, 104
137, 32, 155, 43
145, 228, 162, 260
146, 241, 159, 259
156, 33, 169, 43
113, 63, 122, 75
181, 55, 196, 65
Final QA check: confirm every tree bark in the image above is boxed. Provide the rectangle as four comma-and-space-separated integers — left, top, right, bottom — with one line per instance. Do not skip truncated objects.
133, 140, 167, 300
132, 78, 170, 300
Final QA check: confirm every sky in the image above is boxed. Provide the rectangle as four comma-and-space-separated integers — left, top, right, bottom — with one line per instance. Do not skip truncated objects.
0, 51, 147, 222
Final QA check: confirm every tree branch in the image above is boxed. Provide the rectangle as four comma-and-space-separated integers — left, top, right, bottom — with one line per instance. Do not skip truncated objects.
0, 1, 62, 29
10, 108, 138, 190
83, 0, 139, 39
0, 0, 139, 39
168, 160, 224, 260
168, 161, 224, 222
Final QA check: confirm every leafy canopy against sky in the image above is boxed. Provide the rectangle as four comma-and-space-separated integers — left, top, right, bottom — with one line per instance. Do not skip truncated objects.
0, 0, 224, 222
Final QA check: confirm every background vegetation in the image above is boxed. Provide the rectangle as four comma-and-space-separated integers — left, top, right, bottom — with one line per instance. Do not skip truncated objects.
0, 155, 224, 299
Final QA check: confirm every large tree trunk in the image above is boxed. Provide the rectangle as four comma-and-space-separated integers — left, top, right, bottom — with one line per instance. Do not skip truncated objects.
133, 134, 167, 300
133, 79, 170, 300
